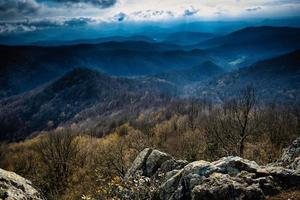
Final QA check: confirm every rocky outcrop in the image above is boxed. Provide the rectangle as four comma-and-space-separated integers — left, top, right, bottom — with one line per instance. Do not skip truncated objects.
126, 148, 187, 178
158, 156, 299, 200
128, 137, 300, 200
0, 168, 44, 200
276, 136, 300, 170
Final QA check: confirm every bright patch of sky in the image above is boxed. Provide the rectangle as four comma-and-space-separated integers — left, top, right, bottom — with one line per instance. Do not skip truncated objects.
0, 0, 300, 35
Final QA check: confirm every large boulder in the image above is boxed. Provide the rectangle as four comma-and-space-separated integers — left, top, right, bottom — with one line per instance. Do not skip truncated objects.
191, 173, 265, 200
145, 149, 173, 176
0, 168, 44, 200
159, 156, 300, 200
127, 147, 300, 200
159, 157, 275, 200
126, 148, 153, 178
126, 148, 179, 178
212, 156, 260, 174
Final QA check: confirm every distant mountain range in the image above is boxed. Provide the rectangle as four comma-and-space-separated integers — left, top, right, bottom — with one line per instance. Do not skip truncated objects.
31, 35, 156, 46
2, 26, 300, 100
162, 31, 215, 45
199, 26, 300, 49
152, 61, 224, 85
196, 26, 300, 68
190, 49, 300, 102
4, 18, 299, 46
0, 50, 299, 141
0, 42, 209, 99
0, 26, 300, 141
32, 32, 216, 46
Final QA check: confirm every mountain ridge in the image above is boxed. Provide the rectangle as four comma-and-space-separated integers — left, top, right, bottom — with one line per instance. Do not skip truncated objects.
0, 42, 210, 99
193, 26, 300, 68
151, 61, 225, 85
191, 49, 300, 102
0, 68, 176, 141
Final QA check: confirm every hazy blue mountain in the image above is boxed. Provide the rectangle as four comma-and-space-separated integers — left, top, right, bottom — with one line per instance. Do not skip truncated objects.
31, 35, 156, 46
0, 42, 210, 99
0, 68, 176, 141
195, 26, 300, 69
0, 20, 283, 46
152, 61, 224, 84
191, 49, 300, 102
162, 31, 215, 45
200, 26, 300, 48
1, 26, 299, 103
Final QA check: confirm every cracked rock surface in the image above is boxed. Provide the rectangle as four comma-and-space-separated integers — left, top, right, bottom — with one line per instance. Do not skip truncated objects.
127, 137, 300, 200
0, 168, 44, 200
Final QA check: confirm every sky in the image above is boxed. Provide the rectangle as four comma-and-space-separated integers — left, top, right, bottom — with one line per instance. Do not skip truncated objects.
0, 0, 300, 39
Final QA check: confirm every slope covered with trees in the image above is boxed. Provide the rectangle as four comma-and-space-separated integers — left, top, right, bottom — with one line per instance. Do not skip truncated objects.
0, 68, 176, 141
191, 49, 300, 103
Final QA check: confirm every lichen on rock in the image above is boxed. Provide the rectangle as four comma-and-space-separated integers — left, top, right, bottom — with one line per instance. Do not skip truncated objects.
0, 168, 44, 200
127, 137, 300, 200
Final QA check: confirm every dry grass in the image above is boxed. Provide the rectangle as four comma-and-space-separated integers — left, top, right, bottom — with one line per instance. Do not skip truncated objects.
267, 188, 300, 200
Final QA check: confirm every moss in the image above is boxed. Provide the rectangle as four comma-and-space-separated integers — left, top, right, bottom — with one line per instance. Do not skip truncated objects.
0, 188, 8, 199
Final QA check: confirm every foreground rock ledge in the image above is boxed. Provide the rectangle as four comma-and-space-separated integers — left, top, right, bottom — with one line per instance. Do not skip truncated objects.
0, 168, 44, 200
127, 137, 300, 200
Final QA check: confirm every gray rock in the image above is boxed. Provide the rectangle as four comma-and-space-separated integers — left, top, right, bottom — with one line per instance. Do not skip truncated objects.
181, 160, 218, 177
165, 170, 181, 181
126, 148, 174, 178
159, 160, 217, 199
0, 168, 44, 200
125, 148, 153, 178
145, 149, 173, 176
159, 158, 264, 200
277, 136, 300, 167
257, 166, 300, 187
212, 156, 260, 175
159, 170, 183, 200
290, 157, 300, 170
191, 173, 265, 200
127, 138, 300, 200
160, 159, 188, 173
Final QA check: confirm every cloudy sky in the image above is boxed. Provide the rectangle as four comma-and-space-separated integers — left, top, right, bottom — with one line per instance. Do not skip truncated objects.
0, 0, 300, 35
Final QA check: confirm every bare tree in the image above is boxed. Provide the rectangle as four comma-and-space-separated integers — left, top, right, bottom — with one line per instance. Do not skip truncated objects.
205, 106, 237, 157
263, 103, 299, 150
187, 99, 199, 131
205, 86, 257, 157
35, 129, 79, 197
234, 86, 257, 157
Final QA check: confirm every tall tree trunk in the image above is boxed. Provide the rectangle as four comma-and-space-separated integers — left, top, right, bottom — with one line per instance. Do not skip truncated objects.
238, 137, 245, 157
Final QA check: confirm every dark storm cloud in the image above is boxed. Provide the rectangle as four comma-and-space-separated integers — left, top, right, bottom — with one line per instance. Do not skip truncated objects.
246, 7, 262, 12
0, 17, 94, 34
183, 7, 199, 16
42, 0, 117, 8
32, 17, 95, 27
0, 0, 117, 21
0, 23, 36, 34
114, 12, 127, 22
64, 17, 95, 26
0, 0, 40, 20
